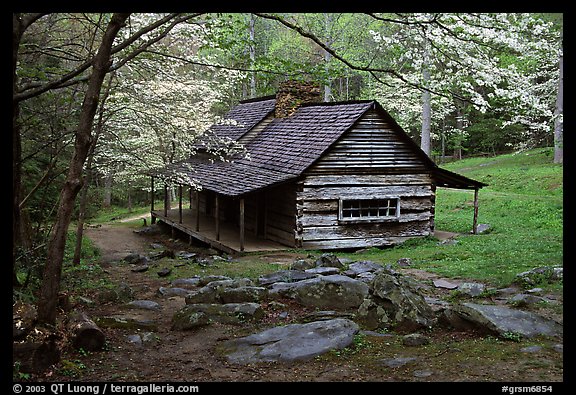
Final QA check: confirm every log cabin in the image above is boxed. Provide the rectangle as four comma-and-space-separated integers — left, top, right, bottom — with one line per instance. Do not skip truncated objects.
149, 81, 487, 253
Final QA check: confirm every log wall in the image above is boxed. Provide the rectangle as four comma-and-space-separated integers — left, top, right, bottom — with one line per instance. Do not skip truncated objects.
296, 109, 434, 249
264, 183, 297, 247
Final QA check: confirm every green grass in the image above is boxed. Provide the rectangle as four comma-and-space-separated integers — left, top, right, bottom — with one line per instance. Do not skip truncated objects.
339, 147, 563, 288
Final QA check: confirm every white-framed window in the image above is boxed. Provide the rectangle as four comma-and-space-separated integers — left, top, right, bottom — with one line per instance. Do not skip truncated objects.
339, 198, 400, 222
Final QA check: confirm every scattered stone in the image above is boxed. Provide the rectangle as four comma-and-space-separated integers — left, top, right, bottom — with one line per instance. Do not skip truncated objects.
150, 243, 164, 250
97, 283, 134, 303
157, 268, 172, 277
475, 224, 491, 234
126, 300, 161, 311
439, 239, 458, 246
220, 286, 268, 304
450, 302, 563, 338
278, 312, 289, 320
126, 334, 143, 347
305, 267, 340, 276
290, 259, 316, 271
381, 357, 417, 368
397, 258, 412, 267
413, 369, 433, 378
76, 296, 96, 306
198, 275, 231, 286
157, 287, 189, 297
185, 286, 219, 304
171, 310, 210, 330
171, 277, 201, 288
402, 333, 430, 346
457, 282, 485, 297
342, 261, 383, 277
315, 253, 344, 269
515, 266, 563, 288
131, 264, 150, 273
176, 251, 197, 260
508, 294, 546, 307
520, 345, 543, 353
433, 279, 459, 290
258, 270, 317, 286
124, 253, 148, 265
148, 249, 176, 261
219, 318, 359, 364
552, 344, 563, 353
133, 225, 161, 235
526, 288, 543, 294
172, 303, 263, 330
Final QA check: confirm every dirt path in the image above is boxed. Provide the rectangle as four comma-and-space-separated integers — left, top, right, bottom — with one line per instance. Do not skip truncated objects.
38, 223, 563, 383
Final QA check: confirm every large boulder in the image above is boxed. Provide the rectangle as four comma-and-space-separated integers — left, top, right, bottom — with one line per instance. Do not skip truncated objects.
219, 318, 359, 364
356, 271, 436, 331
276, 275, 369, 310
343, 261, 383, 277
258, 270, 317, 287
448, 302, 563, 338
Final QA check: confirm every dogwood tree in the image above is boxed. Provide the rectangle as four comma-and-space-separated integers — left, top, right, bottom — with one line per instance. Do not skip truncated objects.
93, 16, 246, 201
367, 13, 561, 159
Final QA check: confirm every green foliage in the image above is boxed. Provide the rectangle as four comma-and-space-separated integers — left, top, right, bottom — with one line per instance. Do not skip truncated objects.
58, 359, 87, 378
61, 231, 112, 292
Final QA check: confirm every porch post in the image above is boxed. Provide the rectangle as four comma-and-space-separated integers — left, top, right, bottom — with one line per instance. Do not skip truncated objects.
163, 183, 168, 218
195, 190, 200, 231
189, 187, 193, 209
215, 194, 220, 241
472, 187, 479, 234
239, 198, 245, 252
178, 185, 183, 224
150, 177, 156, 224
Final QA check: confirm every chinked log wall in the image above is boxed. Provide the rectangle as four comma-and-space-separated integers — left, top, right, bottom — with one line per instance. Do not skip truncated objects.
296, 109, 434, 249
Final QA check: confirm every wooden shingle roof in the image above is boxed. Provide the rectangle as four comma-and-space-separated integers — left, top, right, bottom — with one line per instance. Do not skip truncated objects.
209, 97, 275, 141
154, 96, 486, 196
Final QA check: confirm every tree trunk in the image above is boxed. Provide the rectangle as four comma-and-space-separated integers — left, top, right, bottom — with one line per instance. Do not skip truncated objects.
421, 68, 431, 157
73, 74, 112, 265
103, 172, 113, 207
553, 35, 563, 164
420, 38, 432, 157
37, 13, 130, 325
323, 13, 333, 102
67, 310, 106, 351
249, 13, 256, 98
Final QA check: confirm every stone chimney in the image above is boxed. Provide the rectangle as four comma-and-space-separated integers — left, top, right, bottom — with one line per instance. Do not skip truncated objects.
275, 80, 321, 118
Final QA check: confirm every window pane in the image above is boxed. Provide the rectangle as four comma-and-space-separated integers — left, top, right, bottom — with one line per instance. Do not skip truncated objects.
341, 198, 398, 220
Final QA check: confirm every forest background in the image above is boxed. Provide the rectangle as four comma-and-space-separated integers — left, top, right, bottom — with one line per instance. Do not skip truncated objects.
12, 13, 563, 324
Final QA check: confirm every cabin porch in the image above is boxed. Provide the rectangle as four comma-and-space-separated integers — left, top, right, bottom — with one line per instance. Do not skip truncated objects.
151, 208, 288, 254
